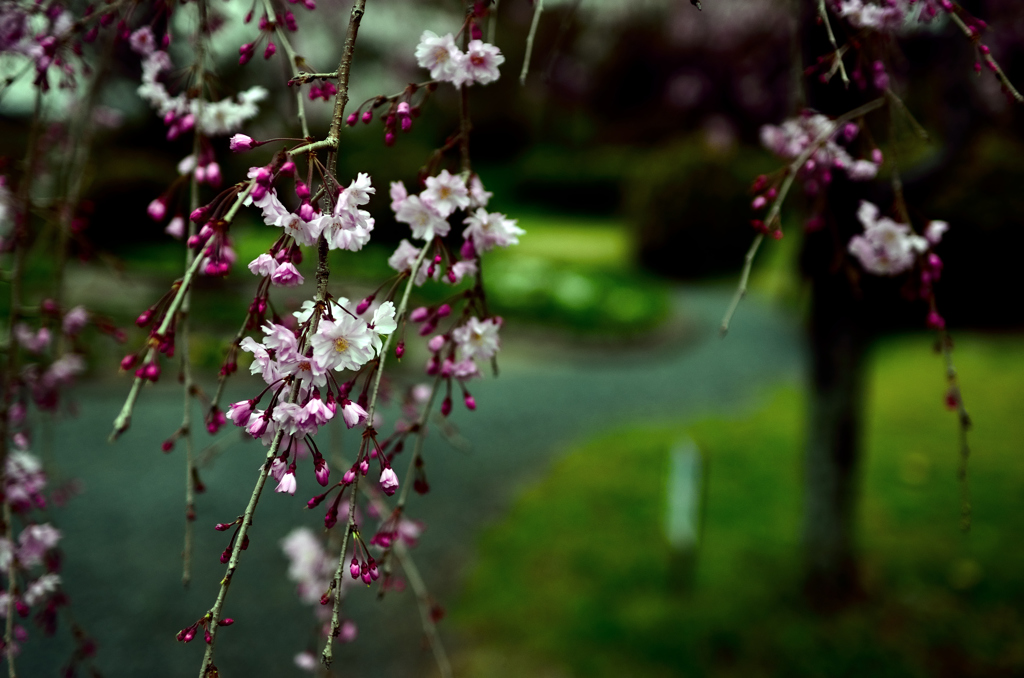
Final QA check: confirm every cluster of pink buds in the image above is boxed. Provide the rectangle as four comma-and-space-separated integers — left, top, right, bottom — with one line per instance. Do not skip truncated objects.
346, 82, 437, 147
760, 112, 882, 197
176, 615, 233, 645
308, 80, 337, 101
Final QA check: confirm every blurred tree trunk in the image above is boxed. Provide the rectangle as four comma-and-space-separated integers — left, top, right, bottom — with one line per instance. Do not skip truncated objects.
802, 269, 869, 604
798, 0, 875, 606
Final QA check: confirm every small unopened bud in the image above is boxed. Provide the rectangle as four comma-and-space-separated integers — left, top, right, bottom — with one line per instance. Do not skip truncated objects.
346, 113, 358, 126
229, 134, 256, 152
143, 362, 161, 381
350, 558, 360, 579
441, 396, 452, 417
161, 439, 174, 452
464, 394, 476, 410
436, 304, 451, 318
220, 548, 231, 564
147, 198, 167, 221
356, 296, 373, 315
359, 459, 369, 476
384, 131, 396, 147
926, 311, 946, 330
264, 41, 276, 59
214, 522, 234, 531
395, 342, 405, 359
217, 618, 234, 627
362, 110, 373, 124
343, 468, 356, 485
410, 307, 429, 323
120, 354, 138, 370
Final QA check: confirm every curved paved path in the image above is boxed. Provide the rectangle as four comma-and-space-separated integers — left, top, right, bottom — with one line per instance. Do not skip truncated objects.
21, 286, 803, 677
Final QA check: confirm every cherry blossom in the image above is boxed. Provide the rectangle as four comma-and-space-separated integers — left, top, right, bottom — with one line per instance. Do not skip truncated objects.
414, 31, 464, 82
463, 209, 525, 253
452, 317, 501, 363
395, 194, 449, 242
847, 201, 929, 276
310, 314, 376, 372
422, 170, 470, 217
464, 40, 505, 85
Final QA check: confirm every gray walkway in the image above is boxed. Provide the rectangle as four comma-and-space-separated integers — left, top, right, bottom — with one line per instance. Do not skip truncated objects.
20, 286, 803, 677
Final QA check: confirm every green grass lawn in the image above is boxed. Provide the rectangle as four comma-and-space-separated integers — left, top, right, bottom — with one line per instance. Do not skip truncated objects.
115, 214, 670, 336
453, 333, 1024, 678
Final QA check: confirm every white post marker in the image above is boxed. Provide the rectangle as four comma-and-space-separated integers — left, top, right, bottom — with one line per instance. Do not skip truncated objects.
665, 437, 703, 551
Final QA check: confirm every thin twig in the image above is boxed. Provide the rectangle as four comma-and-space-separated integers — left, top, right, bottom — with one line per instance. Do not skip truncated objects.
884, 88, 930, 142
1, 89, 43, 678
948, 12, 1023, 104
720, 97, 886, 336
395, 373, 442, 513
816, 0, 849, 88
519, 0, 543, 86
181, 0, 211, 591
263, 0, 310, 139
397, 536, 453, 678
3, 502, 15, 678
109, 180, 255, 440
487, 0, 500, 44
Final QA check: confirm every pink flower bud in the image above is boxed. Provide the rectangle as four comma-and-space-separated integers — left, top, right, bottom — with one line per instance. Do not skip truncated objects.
135, 310, 152, 327
384, 131, 395, 147
361, 110, 373, 124
751, 195, 767, 210
230, 134, 256, 152
355, 296, 373, 315
280, 160, 296, 176
441, 396, 452, 417
436, 304, 451, 318
427, 335, 445, 352
926, 311, 945, 330
395, 342, 405, 358
359, 459, 369, 476
379, 467, 399, 496
120, 354, 138, 370
143, 362, 161, 381
218, 618, 234, 627
161, 439, 174, 452
342, 468, 356, 485
314, 457, 330, 486
350, 558, 360, 579
346, 113, 358, 126
147, 198, 167, 221
410, 307, 429, 322
464, 394, 476, 410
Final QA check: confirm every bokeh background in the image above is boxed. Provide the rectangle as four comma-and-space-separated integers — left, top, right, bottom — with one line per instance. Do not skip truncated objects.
3, 0, 1024, 675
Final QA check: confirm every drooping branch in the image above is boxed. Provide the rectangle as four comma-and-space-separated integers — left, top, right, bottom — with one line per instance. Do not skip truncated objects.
321, 245, 429, 666
519, 0, 544, 85
720, 97, 886, 336
109, 180, 255, 441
